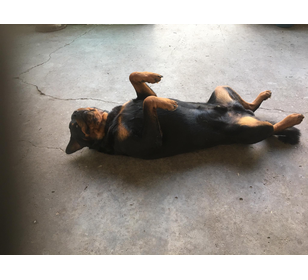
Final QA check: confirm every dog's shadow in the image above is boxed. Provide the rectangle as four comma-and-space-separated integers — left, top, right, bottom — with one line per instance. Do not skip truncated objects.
68, 136, 294, 186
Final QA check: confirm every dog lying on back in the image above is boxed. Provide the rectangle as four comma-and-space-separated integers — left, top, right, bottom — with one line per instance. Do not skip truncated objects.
66, 71, 304, 159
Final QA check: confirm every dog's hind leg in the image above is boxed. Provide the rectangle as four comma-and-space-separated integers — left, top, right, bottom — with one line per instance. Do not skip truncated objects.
273, 113, 304, 133
129, 71, 163, 99
243, 90, 272, 111
234, 116, 274, 144
208, 86, 271, 112
234, 114, 304, 144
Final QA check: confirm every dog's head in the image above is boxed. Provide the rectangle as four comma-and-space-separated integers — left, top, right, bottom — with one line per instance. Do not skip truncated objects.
66, 107, 108, 154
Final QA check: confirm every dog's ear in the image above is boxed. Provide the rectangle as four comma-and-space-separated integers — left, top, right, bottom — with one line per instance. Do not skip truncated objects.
65, 136, 84, 154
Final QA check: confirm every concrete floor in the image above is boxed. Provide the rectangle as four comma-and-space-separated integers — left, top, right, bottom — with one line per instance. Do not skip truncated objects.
3, 24, 308, 254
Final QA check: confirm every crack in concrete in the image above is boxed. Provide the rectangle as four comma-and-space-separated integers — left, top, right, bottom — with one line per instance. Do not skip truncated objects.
14, 25, 123, 106
14, 24, 307, 114
19, 26, 96, 76
14, 26, 123, 105
15, 76, 122, 105
259, 107, 307, 114
16, 74, 306, 112
259, 107, 291, 113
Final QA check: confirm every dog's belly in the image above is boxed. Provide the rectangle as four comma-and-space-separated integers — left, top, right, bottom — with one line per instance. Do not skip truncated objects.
155, 106, 228, 157
117, 99, 254, 158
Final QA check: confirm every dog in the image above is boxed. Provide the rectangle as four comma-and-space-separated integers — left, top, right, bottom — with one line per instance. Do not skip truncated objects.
66, 71, 304, 159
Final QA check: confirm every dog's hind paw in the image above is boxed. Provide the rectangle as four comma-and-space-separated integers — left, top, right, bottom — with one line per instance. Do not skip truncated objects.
292, 113, 305, 125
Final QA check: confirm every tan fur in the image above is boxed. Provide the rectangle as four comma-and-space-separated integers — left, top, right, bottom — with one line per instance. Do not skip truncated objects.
143, 96, 178, 111
117, 115, 130, 141
214, 86, 233, 104
273, 114, 304, 133
76, 108, 107, 140
129, 72, 162, 97
116, 101, 131, 141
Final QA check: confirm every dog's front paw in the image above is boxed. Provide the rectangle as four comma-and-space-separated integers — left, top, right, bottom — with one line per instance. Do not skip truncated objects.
145, 72, 163, 84
130, 71, 163, 84
165, 99, 178, 111
156, 98, 178, 111
260, 90, 272, 100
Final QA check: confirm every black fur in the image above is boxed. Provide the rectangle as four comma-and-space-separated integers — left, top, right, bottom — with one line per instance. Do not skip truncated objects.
275, 127, 301, 145
76, 98, 275, 159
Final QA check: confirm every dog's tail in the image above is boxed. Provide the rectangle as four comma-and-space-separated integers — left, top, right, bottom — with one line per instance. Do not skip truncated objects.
274, 127, 301, 145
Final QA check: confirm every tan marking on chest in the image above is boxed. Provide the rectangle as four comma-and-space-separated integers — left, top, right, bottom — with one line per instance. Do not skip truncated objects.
117, 115, 130, 141
116, 101, 131, 141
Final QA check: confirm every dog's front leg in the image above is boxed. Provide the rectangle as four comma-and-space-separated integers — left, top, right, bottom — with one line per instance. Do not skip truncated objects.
140, 96, 178, 153
129, 71, 163, 99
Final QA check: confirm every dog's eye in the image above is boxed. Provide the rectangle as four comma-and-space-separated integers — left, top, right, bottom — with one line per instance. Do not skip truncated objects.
76, 124, 79, 128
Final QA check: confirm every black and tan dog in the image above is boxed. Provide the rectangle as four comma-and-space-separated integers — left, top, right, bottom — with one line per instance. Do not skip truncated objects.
66, 71, 304, 159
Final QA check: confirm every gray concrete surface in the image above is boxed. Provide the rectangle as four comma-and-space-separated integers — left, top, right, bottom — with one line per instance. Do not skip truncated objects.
5, 24, 308, 254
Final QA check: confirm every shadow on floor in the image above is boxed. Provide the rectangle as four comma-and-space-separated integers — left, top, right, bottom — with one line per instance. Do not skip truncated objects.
66, 135, 295, 186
